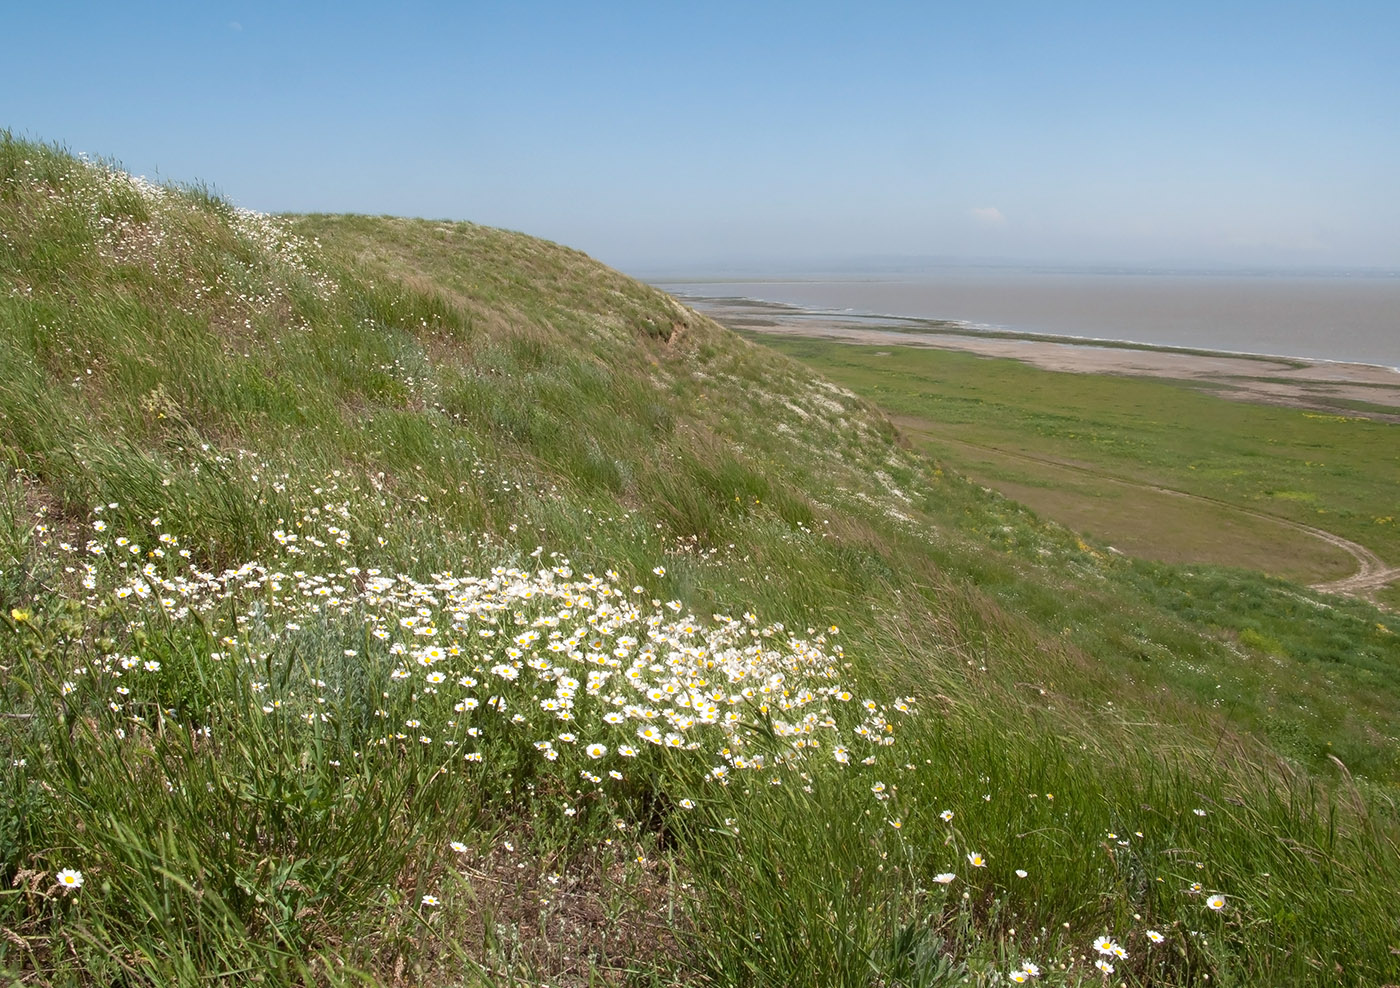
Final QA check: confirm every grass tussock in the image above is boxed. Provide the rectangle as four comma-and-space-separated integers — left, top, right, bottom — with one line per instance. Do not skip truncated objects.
1, 134, 1399, 986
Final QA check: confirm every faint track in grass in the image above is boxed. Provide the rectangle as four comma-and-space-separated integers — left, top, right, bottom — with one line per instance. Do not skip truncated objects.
898, 422, 1397, 604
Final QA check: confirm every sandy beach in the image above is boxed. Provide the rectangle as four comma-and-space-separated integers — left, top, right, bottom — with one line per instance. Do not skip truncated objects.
680, 295, 1400, 420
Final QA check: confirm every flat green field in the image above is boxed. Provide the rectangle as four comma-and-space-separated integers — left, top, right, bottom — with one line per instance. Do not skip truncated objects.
749, 335, 1400, 590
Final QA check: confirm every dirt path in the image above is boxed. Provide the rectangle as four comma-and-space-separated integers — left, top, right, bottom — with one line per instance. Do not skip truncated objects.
1311, 559, 1400, 597
909, 427, 1397, 602
1186, 493, 1395, 598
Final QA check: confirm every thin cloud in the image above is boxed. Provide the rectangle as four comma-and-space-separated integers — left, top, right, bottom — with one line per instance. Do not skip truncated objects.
228, 21, 243, 32
970, 206, 1005, 226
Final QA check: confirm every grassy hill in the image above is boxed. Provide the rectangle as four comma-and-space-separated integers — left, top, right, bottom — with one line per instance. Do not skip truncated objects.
2, 134, 1399, 986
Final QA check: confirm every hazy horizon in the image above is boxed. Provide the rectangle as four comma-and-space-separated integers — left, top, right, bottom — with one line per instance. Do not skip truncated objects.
631, 255, 1400, 282
4, 2, 1398, 273
656, 269, 1400, 367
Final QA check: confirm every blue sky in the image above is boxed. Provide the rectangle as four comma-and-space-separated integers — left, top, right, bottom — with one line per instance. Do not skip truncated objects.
4, 1, 1398, 273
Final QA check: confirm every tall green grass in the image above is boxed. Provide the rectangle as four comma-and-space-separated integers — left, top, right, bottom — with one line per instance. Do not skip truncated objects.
2, 134, 1399, 985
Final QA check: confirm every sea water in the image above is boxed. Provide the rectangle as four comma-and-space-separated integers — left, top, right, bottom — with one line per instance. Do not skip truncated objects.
654, 269, 1400, 369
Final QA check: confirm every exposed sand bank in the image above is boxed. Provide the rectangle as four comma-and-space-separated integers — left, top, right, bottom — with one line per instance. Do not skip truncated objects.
680, 295, 1400, 420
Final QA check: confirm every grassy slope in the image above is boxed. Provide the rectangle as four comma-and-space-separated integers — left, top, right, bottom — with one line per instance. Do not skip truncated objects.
2, 135, 1399, 986
747, 336, 1400, 781
751, 338, 1400, 571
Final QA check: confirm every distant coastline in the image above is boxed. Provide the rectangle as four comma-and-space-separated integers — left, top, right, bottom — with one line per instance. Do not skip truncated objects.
654, 271, 1400, 372
668, 290, 1400, 421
